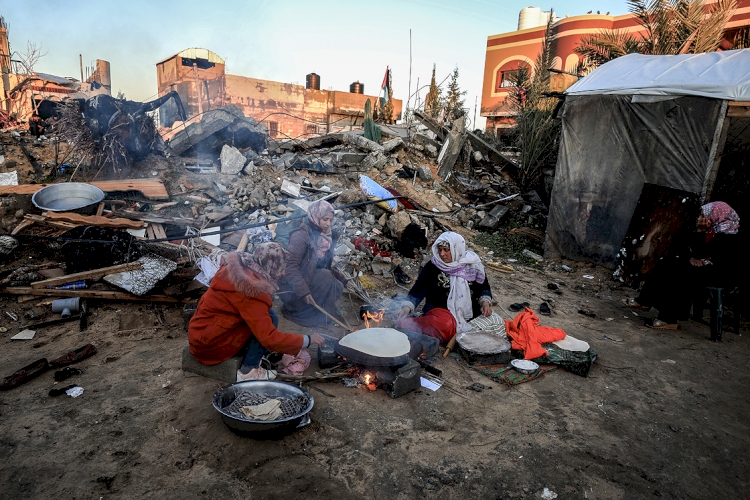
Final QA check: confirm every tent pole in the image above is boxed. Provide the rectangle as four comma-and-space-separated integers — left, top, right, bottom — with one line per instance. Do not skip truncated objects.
701, 100, 730, 203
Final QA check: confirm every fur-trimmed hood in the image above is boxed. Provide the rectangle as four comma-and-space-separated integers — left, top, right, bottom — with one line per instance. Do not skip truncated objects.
215, 252, 276, 297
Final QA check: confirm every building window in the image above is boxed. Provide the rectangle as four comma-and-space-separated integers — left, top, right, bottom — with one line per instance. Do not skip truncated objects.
306, 124, 317, 135
268, 121, 279, 137
497, 69, 520, 90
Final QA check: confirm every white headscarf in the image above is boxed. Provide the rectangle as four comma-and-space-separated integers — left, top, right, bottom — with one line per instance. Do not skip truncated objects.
430, 232, 486, 333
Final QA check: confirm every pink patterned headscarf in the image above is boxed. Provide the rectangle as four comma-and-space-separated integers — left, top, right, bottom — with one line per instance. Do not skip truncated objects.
307, 200, 335, 236
237, 242, 286, 284
701, 202, 739, 242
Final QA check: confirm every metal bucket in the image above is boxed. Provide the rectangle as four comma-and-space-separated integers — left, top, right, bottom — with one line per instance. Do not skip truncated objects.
32, 183, 105, 213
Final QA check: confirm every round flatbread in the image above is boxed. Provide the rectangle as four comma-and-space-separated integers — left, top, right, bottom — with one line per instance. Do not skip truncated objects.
338, 328, 410, 357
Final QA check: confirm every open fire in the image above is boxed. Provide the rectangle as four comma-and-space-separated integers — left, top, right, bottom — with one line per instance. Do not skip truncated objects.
362, 309, 384, 329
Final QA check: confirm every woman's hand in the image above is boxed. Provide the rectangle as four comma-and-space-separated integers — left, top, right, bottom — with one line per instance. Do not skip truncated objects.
309, 333, 325, 347
690, 258, 705, 267
303, 294, 317, 306
395, 306, 411, 320
481, 302, 493, 317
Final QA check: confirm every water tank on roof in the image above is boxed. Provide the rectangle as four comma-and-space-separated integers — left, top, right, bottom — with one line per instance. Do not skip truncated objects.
519, 6, 541, 30
349, 81, 364, 94
306, 73, 320, 90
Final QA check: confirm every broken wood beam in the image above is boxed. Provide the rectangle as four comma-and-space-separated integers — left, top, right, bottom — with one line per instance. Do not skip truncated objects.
30, 262, 143, 289
0, 179, 170, 200
0, 287, 186, 303
42, 212, 147, 229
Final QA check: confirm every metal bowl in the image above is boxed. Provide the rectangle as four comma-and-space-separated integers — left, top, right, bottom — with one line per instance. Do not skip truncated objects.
32, 182, 105, 212
510, 359, 540, 374
212, 380, 314, 435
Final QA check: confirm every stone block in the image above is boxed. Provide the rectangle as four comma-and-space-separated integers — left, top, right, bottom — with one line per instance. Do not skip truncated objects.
382, 137, 405, 153
182, 346, 241, 383
386, 210, 412, 239
220, 145, 247, 174
331, 151, 368, 167
417, 165, 433, 182
489, 204, 509, 219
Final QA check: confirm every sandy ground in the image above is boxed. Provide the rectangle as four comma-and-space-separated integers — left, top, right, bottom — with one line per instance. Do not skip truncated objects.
1, 260, 749, 500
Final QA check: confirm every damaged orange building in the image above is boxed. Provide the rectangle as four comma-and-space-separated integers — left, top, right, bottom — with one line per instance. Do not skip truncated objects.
481, 1, 750, 133
155, 48, 402, 139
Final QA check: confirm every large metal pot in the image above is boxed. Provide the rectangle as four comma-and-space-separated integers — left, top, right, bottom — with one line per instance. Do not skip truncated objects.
31, 182, 105, 213
212, 380, 314, 435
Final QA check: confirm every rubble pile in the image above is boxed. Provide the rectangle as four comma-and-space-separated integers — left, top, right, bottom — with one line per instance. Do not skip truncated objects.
0, 97, 554, 331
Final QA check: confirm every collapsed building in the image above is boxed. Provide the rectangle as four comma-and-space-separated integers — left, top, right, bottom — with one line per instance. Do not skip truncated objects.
0, 16, 111, 123
155, 48, 403, 139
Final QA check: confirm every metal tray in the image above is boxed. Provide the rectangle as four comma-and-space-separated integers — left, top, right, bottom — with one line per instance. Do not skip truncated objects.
212, 380, 314, 435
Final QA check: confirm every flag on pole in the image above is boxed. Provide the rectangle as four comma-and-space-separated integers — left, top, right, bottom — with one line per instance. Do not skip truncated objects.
380, 67, 390, 109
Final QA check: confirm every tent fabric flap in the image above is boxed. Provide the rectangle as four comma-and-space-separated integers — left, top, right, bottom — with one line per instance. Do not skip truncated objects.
566, 50, 750, 101
544, 94, 723, 267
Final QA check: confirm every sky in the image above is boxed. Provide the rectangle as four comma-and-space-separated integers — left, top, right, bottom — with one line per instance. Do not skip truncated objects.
0, 0, 628, 129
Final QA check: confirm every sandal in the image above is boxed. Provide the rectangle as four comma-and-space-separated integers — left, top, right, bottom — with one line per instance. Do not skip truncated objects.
646, 319, 679, 330
49, 344, 97, 368
622, 298, 651, 311
509, 302, 531, 312
0, 358, 50, 391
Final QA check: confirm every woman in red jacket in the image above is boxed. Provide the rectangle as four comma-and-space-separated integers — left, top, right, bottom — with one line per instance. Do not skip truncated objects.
188, 243, 324, 381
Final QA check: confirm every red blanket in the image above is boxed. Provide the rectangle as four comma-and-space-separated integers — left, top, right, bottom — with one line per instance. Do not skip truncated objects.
504, 308, 566, 360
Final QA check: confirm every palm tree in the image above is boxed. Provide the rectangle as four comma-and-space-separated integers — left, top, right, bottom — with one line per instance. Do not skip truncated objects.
575, 0, 737, 72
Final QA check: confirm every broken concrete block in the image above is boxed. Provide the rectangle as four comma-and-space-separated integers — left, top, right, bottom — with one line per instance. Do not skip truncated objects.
382, 137, 405, 153
417, 166, 433, 182
182, 346, 241, 383
331, 151, 367, 167
341, 133, 384, 153
243, 148, 260, 162
168, 105, 267, 157
425, 144, 438, 158
387, 210, 412, 239
360, 152, 388, 171
371, 255, 393, 278
280, 179, 301, 197
220, 145, 247, 174
489, 204, 509, 219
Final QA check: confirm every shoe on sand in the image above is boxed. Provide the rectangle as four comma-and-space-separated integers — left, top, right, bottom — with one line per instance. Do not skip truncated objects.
646, 319, 678, 330
236, 368, 277, 382
622, 298, 650, 311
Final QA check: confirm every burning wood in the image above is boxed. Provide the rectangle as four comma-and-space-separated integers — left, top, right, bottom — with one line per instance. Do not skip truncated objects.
362, 309, 384, 329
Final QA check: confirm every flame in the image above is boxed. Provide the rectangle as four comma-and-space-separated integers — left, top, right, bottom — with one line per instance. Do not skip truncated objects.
364, 373, 372, 385
362, 309, 384, 329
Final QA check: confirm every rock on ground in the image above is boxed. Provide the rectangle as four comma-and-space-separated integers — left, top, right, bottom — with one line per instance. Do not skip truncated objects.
220, 145, 247, 175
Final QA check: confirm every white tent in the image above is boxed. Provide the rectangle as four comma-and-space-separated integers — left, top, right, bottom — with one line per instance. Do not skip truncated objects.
566, 49, 750, 101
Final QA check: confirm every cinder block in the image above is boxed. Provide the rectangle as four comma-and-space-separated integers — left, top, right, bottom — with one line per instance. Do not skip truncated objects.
383, 359, 421, 399
182, 346, 242, 383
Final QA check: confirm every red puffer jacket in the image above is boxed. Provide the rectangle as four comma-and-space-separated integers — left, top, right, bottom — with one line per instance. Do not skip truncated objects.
188, 253, 304, 365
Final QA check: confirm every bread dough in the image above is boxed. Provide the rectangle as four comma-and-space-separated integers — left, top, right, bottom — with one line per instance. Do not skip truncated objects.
338, 328, 410, 357
552, 335, 590, 352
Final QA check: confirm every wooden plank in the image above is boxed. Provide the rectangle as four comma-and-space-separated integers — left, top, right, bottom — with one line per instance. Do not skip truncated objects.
0, 180, 170, 200
22, 214, 78, 230
116, 210, 204, 228
95, 202, 105, 216
30, 262, 143, 289
42, 211, 147, 229
10, 218, 35, 235
146, 224, 156, 240
152, 223, 167, 239
236, 232, 249, 252
727, 106, 750, 118
0, 287, 186, 303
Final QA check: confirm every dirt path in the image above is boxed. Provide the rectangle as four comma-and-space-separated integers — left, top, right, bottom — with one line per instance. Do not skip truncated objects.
1, 261, 749, 499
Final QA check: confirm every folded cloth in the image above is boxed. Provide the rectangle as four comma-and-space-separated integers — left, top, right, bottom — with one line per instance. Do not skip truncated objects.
239, 399, 283, 420
504, 308, 566, 360
277, 350, 311, 376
